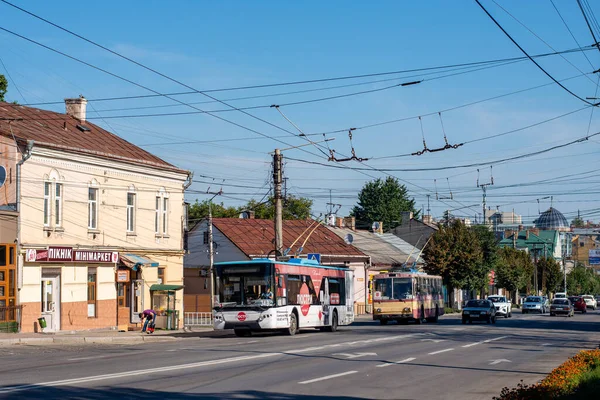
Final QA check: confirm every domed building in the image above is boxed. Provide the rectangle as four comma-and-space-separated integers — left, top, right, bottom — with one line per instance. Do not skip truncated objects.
534, 207, 570, 232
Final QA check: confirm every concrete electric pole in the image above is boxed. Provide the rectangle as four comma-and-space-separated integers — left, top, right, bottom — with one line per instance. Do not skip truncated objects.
273, 149, 283, 258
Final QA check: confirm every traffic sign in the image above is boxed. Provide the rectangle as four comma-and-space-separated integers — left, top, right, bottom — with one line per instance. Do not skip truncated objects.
307, 253, 321, 263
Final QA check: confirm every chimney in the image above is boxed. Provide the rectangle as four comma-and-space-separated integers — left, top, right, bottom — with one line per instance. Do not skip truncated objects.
526, 230, 530, 240
336, 217, 344, 228
248, 210, 255, 219
65, 96, 87, 122
422, 214, 433, 225
518, 224, 524, 232
344, 216, 356, 231
401, 211, 413, 226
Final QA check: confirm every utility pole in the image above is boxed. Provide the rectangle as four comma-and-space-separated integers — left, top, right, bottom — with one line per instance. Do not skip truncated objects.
273, 149, 283, 257
477, 168, 493, 225
208, 190, 221, 312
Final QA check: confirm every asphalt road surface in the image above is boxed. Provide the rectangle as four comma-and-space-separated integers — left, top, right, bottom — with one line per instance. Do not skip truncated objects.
1, 310, 599, 399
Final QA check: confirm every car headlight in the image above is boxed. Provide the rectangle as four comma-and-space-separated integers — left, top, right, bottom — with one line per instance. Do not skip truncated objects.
463, 311, 470, 315
376, 308, 382, 313
403, 307, 411, 312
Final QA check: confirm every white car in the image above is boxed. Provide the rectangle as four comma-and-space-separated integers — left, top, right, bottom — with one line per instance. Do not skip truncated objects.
487, 295, 512, 318
582, 295, 597, 310
555, 292, 567, 299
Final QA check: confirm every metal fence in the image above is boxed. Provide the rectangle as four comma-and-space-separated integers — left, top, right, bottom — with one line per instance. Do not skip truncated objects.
0, 305, 23, 333
184, 312, 213, 327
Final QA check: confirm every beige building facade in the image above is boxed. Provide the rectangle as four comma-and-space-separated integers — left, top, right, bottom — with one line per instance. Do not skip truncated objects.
0, 99, 190, 332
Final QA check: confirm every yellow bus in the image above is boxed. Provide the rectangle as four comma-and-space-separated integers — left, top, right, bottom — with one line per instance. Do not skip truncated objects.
372, 271, 444, 325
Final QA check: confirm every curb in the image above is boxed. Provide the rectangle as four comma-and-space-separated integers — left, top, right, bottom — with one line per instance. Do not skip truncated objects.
0, 335, 182, 346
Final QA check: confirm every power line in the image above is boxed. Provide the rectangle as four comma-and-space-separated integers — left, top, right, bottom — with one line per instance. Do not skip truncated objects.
286, 131, 600, 172
0, 26, 328, 161
475, 0, 598, 107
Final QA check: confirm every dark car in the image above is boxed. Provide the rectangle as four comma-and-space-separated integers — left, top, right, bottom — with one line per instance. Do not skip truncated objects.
550, 298, 574, 317
462, 299, 497, 324
568, 296, 587, 314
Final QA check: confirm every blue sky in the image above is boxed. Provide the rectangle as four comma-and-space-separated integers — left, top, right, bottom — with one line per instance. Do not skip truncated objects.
1, 0, 599, 224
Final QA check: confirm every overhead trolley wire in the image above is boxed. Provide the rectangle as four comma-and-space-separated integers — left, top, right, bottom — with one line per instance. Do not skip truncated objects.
475, 0, 599, 108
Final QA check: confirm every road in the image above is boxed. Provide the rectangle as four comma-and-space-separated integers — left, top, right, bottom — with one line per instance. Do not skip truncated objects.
0, 310, 598, 400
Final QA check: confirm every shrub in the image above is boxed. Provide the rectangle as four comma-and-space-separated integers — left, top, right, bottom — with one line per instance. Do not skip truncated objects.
494, 350, 600, 400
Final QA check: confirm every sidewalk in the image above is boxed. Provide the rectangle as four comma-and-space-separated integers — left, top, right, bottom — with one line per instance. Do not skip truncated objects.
0, 326, 214, 346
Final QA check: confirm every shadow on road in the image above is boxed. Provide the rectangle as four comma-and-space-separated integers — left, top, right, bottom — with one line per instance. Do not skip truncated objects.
0, 386, 367, 400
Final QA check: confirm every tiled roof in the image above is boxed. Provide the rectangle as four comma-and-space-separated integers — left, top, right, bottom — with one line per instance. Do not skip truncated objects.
211, 218, 367, 259
327, 227, 410, 267
0, 102, 186, 173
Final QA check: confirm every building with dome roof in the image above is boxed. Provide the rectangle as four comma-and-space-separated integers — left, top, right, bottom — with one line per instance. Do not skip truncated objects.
534, 207, 570, 232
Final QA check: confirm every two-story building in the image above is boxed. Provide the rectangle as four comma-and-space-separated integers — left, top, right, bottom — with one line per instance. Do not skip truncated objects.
0, 98, 190, 332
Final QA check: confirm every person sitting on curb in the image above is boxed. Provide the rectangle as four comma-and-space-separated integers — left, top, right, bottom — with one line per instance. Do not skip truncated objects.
139, 309, 157, 334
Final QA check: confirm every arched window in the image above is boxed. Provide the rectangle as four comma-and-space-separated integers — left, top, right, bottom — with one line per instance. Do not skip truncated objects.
42, 169, 63, 228
127, 185, 136, 233
88, 179, 100, 230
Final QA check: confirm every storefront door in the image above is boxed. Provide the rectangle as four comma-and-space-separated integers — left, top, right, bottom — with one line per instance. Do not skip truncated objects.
131, 279, 144, 323
41, 277, 60, 332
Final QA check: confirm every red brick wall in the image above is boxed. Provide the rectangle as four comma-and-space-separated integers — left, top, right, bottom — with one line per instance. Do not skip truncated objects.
61, 299, 117, 331
20, 301, 41, 333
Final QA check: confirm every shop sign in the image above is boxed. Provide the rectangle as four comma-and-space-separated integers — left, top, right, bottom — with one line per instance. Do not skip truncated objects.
590, 249, 600, 265
117, 269, 130, 283
25, 247, 119, 264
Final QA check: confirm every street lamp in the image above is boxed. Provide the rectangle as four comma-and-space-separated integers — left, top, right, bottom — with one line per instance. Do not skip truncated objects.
207, 190, 222, 313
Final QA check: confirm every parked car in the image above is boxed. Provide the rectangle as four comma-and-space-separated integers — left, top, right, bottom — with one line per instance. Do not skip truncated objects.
568, 296, 587, 313
595, 295, 600, 308
581, 295, 597, 310
522, 296, 546, 314
487, 295, 512, 318
555, 292, 567, 299
550, 298, 574, 317
462, 299, 497, 324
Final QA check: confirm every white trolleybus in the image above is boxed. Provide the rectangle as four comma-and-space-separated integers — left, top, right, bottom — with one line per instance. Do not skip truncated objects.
213, 258, 354, 336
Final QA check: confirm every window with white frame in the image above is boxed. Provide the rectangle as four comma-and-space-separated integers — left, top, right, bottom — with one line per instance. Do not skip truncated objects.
162, 197, 169, 235
43, 182, 51, 226
155, 196, 160, 234
127, 192, 136, 232
88, 188, 98, 229
54, 183, 63, 227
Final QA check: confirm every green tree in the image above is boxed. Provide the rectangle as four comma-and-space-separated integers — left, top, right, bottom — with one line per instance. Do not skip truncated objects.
571, 217, 584, 228
471, 225, 498, 296
536, 257, 563, 295
422, 220, 483, 306
351, 177, 418, 230
188, 199, 240, 224
245, 195, 313, 220
495, 247, 533, 294
0, 74, 7, 102
567, 264, 597, 295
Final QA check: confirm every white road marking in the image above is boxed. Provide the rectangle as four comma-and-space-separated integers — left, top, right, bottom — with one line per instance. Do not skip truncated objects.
0, 353, 280, 394
67, 355, 106, 361
489, 359, 511, 365
333, 352, 377, 359
421, 339, 446, 343
298, 371, 358, 384
428, 348, 454, 355
286, 333, 421, 354
462, 336, 508, 348
376, 357, 416, 368
1, 333, 423, 393
541, 343, 552, 346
